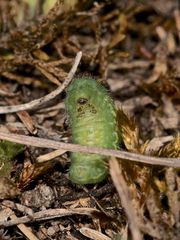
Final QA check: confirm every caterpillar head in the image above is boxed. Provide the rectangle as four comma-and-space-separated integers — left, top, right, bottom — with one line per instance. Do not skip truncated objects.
65, 78, 105, 121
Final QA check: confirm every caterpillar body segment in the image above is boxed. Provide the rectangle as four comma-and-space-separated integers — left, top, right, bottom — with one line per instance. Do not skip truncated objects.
65, 78, 119, 184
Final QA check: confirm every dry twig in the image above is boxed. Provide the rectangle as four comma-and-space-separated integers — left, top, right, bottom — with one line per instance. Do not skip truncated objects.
0, 132, 179, 167
0, 208, 100, 227
0, 51, 82, 113
10, 212, 40, 240
109, 157, 143, 240
37, 149, 67, 163
80, 227, 111, 240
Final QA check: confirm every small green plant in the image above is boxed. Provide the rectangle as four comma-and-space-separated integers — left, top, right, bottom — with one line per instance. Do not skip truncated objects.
0, 140, 24, 177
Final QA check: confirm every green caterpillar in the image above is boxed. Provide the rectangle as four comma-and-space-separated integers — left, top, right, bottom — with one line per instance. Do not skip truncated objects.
65, 77, 119, 184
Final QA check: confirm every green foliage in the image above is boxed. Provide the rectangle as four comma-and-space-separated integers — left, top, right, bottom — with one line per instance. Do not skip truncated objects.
0, 140, 24, 177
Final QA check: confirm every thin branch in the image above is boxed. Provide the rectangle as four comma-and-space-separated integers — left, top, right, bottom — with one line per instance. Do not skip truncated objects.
110, 157, 143, 240
0, 208, 99, 227
37, 149, 66, 163
80, 227, 111, 240
10, 212, 40, 240
0, 51, 82, 114
0, 132, 179, 167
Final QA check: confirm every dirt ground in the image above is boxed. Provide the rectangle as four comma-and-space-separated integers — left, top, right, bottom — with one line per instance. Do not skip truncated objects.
0, 1, 180, 239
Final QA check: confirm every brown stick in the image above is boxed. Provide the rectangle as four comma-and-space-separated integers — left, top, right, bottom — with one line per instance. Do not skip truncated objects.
0, 51, 82, 113
0, 208, 99, 227
110, 158, 143, 240
0, 132, 179, 167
